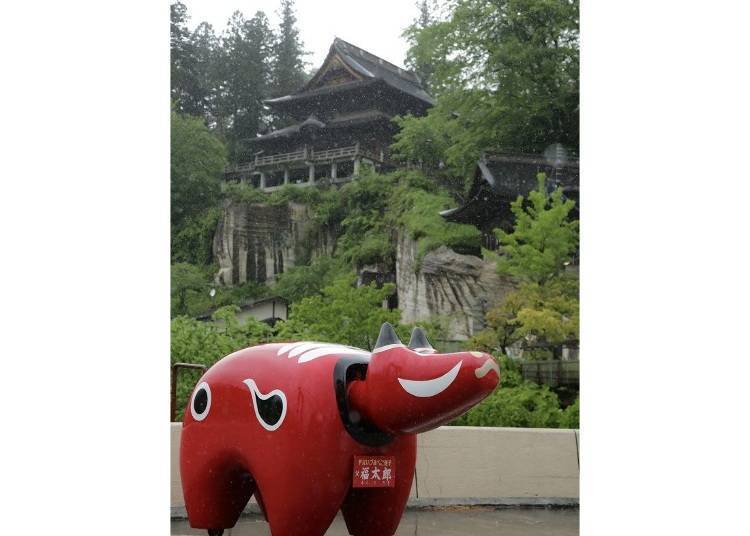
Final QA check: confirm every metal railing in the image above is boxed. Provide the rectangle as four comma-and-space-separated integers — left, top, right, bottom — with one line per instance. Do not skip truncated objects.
521, 360, 579, 389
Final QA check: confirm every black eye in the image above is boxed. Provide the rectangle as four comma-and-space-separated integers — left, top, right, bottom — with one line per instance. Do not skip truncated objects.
255, 393, 284, 427
190, 382, 211, 421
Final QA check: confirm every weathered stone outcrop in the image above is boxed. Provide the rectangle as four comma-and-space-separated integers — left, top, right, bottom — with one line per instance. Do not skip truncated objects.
213, 200, 335, 285
396, 231, 514, 342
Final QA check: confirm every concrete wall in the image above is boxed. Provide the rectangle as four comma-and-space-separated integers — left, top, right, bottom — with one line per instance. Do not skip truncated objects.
171, 424, 578, 516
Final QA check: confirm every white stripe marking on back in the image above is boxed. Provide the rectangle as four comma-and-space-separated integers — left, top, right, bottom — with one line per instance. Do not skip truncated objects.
298, 346, 370, 363
277, 342, 303, 356
289, 342, 329, 357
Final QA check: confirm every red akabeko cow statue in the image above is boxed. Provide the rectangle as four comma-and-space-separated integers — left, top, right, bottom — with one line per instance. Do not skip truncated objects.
180, 322, 500, 536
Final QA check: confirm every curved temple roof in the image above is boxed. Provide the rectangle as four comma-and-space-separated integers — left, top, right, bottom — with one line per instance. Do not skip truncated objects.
265, 37, 434, 107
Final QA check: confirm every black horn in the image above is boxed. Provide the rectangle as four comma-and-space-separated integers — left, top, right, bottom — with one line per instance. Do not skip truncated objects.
408, 327, 434, 351
373, 322, 402, 350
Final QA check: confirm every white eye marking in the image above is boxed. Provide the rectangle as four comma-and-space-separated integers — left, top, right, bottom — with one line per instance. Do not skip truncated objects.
190, 381, 211, 421
475, 358, 501, 379
398, 361, 462, 398
243, 379, 287, 431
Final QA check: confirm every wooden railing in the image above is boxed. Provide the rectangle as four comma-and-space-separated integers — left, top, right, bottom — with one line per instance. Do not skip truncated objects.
311, 145, 358, 161
225, 162, 254, 173
227, 144, 382, 173
255, 147, 308, 166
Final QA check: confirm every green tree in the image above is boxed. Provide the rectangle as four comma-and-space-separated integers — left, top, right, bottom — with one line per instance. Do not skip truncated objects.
393, 0, 579, 177
170, 111, 226, 229
481, 278, 579, 358
474, 174, 578, 358
272, 0, 307, 98
402, 0, 440, 92
218, 11, 275, 162
171, 206, 221, 265
171, 263, 210, 316
275, 274, 400, 349
189, 21, 221, 125
273, 257, 348, 303
496, 174, 578, 284
171, 1, 202, 115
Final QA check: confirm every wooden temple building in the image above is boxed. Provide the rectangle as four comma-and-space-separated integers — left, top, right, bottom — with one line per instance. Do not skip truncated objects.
225, 38, 434, 189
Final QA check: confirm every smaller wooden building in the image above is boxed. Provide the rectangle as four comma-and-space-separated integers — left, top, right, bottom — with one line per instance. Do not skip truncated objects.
441, 152, 579, 250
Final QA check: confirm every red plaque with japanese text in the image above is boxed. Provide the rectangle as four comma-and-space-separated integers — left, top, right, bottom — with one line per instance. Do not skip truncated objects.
352, 455, 396, 488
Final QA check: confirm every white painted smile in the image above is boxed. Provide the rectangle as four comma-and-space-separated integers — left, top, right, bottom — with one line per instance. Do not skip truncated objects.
474, 358, 500, 379
398, 361, 462, 398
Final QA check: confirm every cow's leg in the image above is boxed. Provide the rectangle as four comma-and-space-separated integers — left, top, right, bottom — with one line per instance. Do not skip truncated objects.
340, 436, 417, 536
258, 471, 350, 536
181, 453, 255, 532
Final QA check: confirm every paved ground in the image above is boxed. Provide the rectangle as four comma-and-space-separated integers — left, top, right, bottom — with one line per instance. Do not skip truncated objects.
171, 507, 579, 535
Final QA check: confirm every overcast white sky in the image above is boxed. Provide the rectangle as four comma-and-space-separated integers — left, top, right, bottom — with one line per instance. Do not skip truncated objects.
181, 0, 422, 70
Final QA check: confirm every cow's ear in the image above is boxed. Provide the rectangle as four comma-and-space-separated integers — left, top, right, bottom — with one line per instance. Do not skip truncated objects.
373, 322, 402, 351
408, 327, 434, 352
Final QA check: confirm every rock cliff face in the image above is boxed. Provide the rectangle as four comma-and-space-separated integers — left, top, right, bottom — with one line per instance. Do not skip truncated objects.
396, 231, 514, 342
213, 200, 335, 285
213, 201, 512, 342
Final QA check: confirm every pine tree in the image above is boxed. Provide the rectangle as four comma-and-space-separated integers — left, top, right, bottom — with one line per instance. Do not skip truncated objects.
272, 0, 307, 97
219, 11, 275, 162
170, 1, 202, 115
190, 22, 220, 125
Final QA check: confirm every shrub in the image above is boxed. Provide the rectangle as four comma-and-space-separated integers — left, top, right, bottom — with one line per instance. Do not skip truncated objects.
275, 273, 400, 349
273, 257, 348, 302
171, 207, 221, 265
387, 182, 481, 263
560, 397, 579, 429
170, 308, 274, 420
222, 181, 268, 204
452, 382, 562, 428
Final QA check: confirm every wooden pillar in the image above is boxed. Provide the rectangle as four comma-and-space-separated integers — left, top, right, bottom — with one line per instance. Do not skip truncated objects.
259, 172, 266, 189
353, 157, 361, 177
309, 164, 315, 183
284, 169, 289, 185
332, 162, 337, 180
